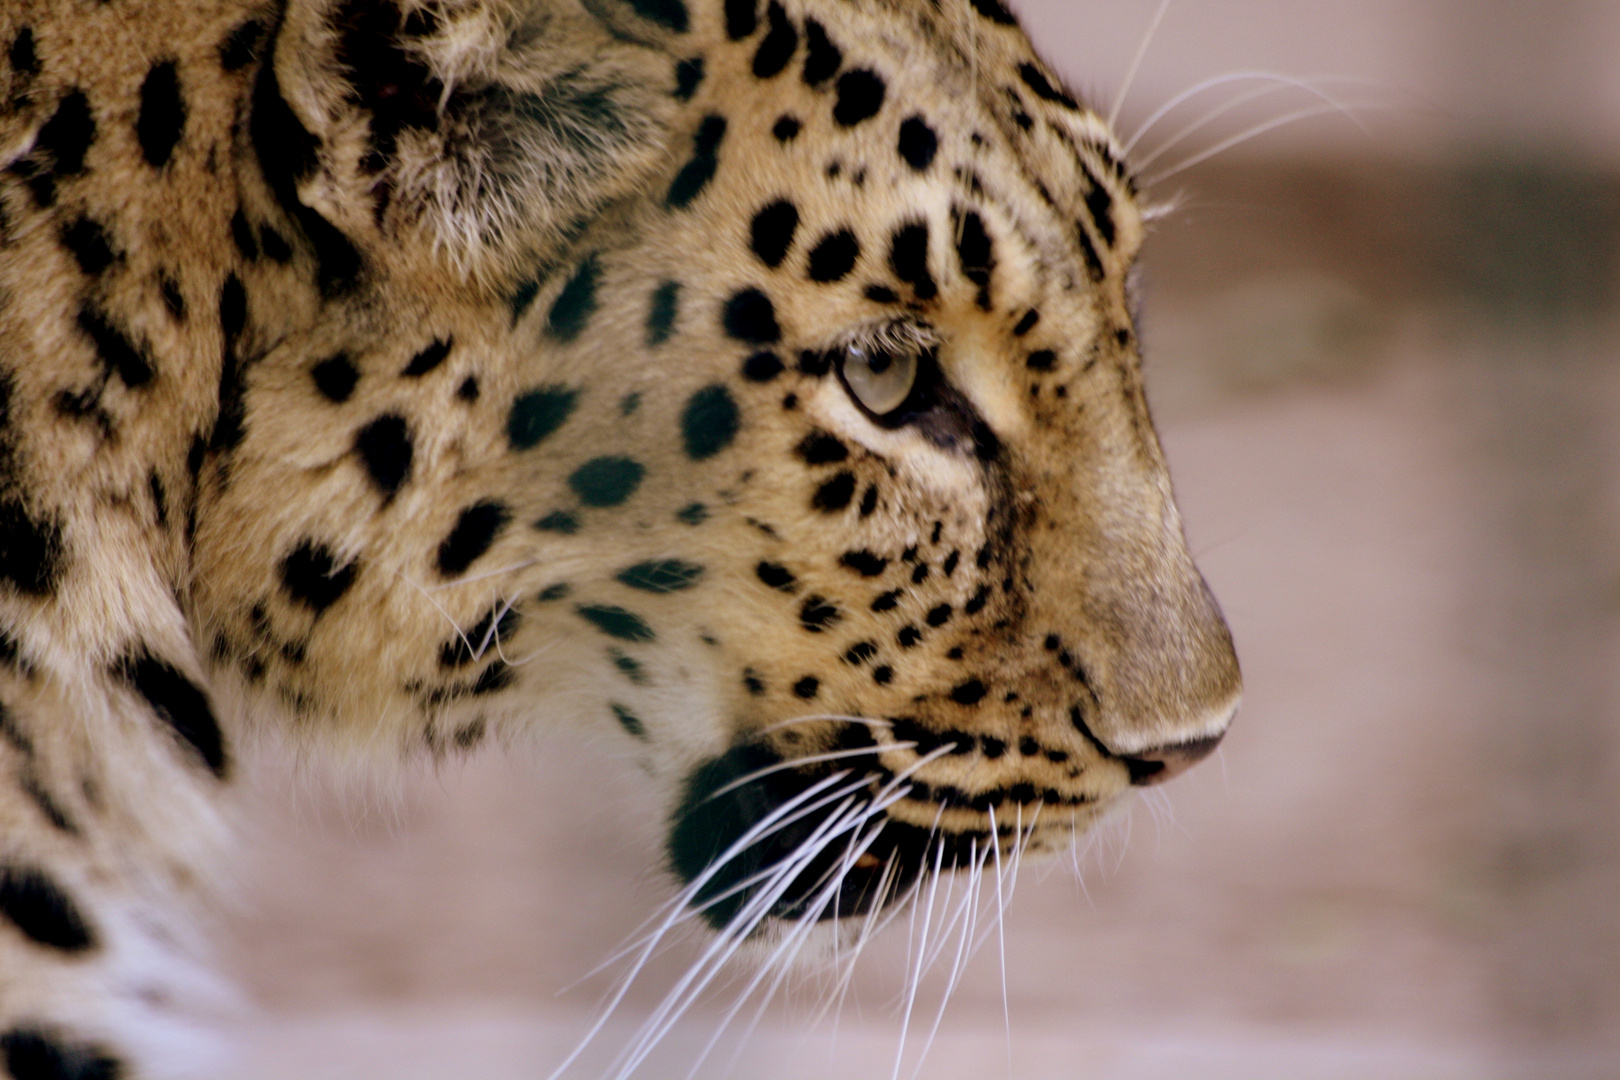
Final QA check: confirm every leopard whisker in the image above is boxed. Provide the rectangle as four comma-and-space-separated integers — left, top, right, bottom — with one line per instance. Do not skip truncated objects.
611, 796, 874, 1080
1144, 102, 1382, 185
702, 742, 918, 804
1108, 0, 1173, 129
548, 770, 866, 1079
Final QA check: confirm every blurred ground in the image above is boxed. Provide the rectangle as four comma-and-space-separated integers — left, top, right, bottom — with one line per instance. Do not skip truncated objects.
213, 3, 1620, 1078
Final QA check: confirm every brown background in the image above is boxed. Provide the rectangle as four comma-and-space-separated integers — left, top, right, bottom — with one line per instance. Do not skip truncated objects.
217, 2, 1620, 1077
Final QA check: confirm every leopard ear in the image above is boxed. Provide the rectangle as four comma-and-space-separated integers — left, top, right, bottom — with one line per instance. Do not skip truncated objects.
261, 0, 675, 289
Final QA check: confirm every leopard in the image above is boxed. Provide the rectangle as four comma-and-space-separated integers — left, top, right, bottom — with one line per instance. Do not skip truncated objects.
0, 0, 1240, 1073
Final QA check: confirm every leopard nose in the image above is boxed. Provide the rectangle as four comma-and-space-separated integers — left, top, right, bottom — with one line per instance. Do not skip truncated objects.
1121, 732, 1225, 786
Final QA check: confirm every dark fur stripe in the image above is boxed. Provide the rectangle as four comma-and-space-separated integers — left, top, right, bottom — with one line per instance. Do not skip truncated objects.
116, 651, 228, 778
0, 865, 97, 952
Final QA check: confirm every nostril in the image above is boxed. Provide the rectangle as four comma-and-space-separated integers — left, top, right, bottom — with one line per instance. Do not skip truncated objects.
1121, 731, 1224, 787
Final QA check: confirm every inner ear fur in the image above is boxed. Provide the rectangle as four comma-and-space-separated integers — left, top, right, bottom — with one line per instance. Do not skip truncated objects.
271, 0, 675, 287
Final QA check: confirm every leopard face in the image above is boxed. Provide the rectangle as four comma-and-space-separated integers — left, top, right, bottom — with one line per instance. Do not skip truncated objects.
169, 0, 1243, 936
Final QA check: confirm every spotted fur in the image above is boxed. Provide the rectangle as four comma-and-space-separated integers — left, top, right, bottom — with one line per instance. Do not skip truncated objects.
0, 0, 1238, 1069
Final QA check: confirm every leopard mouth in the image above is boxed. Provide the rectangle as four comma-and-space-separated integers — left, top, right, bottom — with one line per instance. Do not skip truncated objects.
665, 733, 1092, 931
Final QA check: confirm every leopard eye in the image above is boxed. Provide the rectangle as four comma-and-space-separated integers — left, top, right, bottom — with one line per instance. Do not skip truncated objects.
839, 344, 917, 417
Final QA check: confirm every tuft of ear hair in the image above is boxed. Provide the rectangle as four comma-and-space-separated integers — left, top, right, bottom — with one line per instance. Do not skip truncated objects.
270, 0, 675, 287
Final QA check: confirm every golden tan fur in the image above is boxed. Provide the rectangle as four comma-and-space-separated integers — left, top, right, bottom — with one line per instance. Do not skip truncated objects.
0, 0, 1236, 1069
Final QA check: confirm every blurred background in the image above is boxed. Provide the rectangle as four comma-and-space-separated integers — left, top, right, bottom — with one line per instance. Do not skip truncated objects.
220, 2, 1620, 1077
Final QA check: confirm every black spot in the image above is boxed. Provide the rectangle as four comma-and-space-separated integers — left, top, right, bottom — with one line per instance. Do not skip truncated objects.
535, 510, 579, 534
1017, 62, 1077, 109
441, 603, 522, 667
840, 550, 887, 576
743, 669, 766, 695
841, 641, 876, 666
681, 384, 740, 460
749, 200, 799, 268
969, 0, 1017, 24
354, 414, 412, 497
19, 89, 94, 204
569, 456, 644, 506
159, 277, 186, 321
872, 665, 893, 684
136, 61, 185, 168
796, 349, 833, 376
148, 471, 169, 530
538, 583, 571, 602
230, 209, 258, 261
311, 354, 358, 402
798, 595, 840, 632
577, 604, 655, 643
1084, 175, 1116, 246
547, 255, 600, 343
0, 865, 96, 953
942, 550, 960, 576
950, 679, 987, 705
470, 662, 515, 696
897, 116, 938, 171
926, 603, 953, 627
118, 651, 228, 778
457, 376, 479, 401
2, 1027, 125, 1080
864, 284, 898, 304
796, 432, 847, 465
437, 501, 511, 577
646, 280, 680, 346
1074, 220, 1105, 282
946, 646, 964, 660
890, 223, 936, 300
955, 209, 995, 308
752, 1, 798, 78
981, 735, 1006, 759
1014, 309, 1040, 336
911, 563, 930, 584
667, 114, 726, 209
964, 584, 991, 614
811, 471, 855, 512
220, 19, 266, 71
791, 675, 819, 699
755, 561, 797, 591
741, 351, 784, 382
402, 337, 452, 377
673, 57, 704, 100
801, 19, 841, 85
870, 589, 900, 612
9, 28, 37, 76
723, 288, 780, 344
859, 484, 879, 516
725, 0, 758, 39
677, 502, 708, 525
613, 703, 648, 740
897, 625, 921, 648
508, 386, 578, 449
618, 559, 705, 593
627, 0, 688, 33
1026, 349, 1057, 372
0, 496, 65, 597
807, 229, 859, 282
772, 115, 801, 142
219, 269, 248, 343
61, 217, 116, 275
279, 540, 356, 615
832, 69, 885, 127
78, 305, 153, 389
611, 649, 647, 685
510, 279, 540, 321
